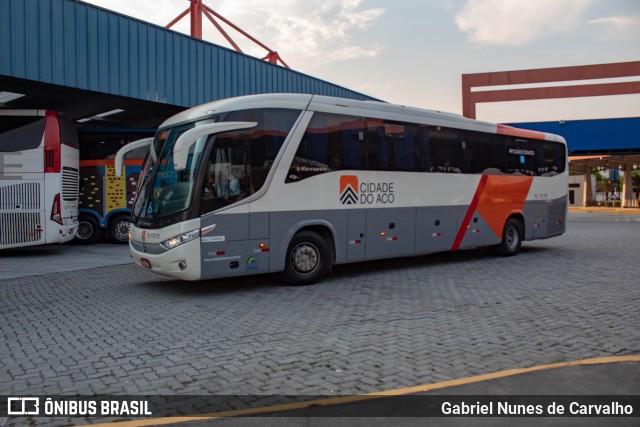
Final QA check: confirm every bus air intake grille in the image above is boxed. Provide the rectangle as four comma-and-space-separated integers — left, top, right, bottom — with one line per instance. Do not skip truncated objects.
0, 212, 43, 246
0, 182, 41, 210
62, 167, 79, 201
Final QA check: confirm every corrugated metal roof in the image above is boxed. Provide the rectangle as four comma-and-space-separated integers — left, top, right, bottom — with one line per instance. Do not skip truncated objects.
0, 0, 376, 108
508, 117, 640, 154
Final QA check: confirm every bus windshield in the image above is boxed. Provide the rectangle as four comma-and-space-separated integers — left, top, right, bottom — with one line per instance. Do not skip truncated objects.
133, 122, 203, 220
132, 108, 302, 224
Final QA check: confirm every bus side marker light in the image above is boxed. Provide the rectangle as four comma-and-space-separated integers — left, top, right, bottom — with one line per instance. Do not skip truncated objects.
201, 224, 217, 235
432, 232, 442, 237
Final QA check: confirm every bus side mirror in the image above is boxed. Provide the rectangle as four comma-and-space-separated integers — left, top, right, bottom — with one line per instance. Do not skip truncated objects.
115, 137, 154, 177
173, 122, 257, 171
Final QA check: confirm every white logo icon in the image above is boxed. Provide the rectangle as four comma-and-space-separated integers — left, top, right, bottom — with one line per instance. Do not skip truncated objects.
7, 397, 40, 415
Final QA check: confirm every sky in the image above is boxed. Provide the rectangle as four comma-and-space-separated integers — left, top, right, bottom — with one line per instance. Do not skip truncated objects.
82, 0, 640, 123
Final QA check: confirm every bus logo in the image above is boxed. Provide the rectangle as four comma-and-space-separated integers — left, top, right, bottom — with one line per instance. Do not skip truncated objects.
340, 175, 358, 205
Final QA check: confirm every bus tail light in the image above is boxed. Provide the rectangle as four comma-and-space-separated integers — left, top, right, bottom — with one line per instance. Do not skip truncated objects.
50, 193, 63, 225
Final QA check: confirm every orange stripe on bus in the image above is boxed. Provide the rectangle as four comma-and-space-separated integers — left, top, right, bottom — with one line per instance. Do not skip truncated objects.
452, 175, 533, 248
476, 176, 533, 238
451, 175, 488, 250
497, 124, 546, 140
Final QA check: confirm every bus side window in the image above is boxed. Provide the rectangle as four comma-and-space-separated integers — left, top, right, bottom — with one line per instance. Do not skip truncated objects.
286, 113, 365, 183
367, 121, 421, 172
0, 117, 45, 152
466, 132, 506, 175
428, 127, 465, 173
540, 141, 566, 176
506, 137, 538, 176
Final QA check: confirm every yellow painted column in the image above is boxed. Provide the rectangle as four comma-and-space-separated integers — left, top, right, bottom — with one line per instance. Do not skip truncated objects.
105, 165, 126, 212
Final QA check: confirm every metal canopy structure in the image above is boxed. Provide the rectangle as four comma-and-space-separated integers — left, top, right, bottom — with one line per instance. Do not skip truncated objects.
507, 117, 640, 154
462, 62, 640, 207
461, 61, 640, 120
0, 0, 374, 129
569, 154, 640, 173
166, 0, 290, 68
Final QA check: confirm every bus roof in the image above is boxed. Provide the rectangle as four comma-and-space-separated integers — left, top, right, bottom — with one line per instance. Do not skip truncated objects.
158, 93, 565, 144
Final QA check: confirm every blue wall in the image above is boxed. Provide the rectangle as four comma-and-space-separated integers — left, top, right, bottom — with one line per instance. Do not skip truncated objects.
0, 0, 376, 107
508, 117, 640, 154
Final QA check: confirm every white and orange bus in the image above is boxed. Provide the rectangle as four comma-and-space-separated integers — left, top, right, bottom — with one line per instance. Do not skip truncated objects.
117, 94, 567, 285
0, 110, 79, 249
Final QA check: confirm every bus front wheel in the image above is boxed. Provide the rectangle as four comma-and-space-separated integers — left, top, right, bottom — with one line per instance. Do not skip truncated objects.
75, 215, 101, 245
109, 215, 130, 244
282, 231, 331, 285
494, 218, 523, 256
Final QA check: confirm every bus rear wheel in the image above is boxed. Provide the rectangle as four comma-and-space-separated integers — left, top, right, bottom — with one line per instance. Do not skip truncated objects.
75, 215, 101, 245
494, 218, 523, 256
282, 231, 331, 285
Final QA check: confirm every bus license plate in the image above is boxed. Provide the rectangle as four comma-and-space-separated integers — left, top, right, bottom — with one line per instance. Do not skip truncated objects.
140, 258, 151, 268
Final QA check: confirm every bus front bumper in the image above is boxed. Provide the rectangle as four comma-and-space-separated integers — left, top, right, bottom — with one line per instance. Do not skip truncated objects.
130, 238, 201, 281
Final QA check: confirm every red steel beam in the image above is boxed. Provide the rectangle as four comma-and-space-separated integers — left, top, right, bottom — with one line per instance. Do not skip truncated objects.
190, 0, 203, 39
165, 1, 289, 68
462, 61, 640, 118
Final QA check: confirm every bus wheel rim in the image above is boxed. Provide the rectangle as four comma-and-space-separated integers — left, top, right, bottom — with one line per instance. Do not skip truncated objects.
506, 226, 518, 249
77, 222, 93, 239
291, 243, 319, 274
113, 221, 129, 240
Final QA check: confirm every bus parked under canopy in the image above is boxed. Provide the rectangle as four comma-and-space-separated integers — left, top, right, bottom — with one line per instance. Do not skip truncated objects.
0, 110, 79, 249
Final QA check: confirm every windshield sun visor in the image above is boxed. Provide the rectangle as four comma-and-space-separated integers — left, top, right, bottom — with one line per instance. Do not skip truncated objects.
173, 122, 257, 171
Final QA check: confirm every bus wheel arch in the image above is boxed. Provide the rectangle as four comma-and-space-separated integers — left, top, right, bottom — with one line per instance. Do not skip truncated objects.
75, 214, 101, 245
282, 226, 334, 286
108, 214, 131, 244
493, 215, 524, 256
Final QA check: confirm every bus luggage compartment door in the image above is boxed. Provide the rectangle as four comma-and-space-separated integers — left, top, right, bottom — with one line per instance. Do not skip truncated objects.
365, 207, 416, 261
414, 206, 458, 254
346, 209, 366, 262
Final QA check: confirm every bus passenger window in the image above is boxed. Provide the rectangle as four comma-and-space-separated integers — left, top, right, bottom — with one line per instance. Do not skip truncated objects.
541, 141, 566, 176
506, 138, 538, 176
286, 113, 365, 183
428, 127, 465, 173
466, 132, 506, 174
367, 121, 422, 172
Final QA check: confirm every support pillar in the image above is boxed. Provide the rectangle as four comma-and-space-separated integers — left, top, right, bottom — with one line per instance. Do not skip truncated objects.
622, 163, 633, 207
583, 169, 592, 207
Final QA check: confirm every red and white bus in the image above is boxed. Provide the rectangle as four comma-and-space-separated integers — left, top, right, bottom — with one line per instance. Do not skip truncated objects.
117, 94, 567, 285
0, 110, 79, 249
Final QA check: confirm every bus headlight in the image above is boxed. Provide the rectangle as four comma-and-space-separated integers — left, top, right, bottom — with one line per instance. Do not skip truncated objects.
160, 229, 200, 250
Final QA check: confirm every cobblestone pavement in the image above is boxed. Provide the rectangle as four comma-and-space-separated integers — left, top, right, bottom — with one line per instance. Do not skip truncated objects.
1, 212, 639, 402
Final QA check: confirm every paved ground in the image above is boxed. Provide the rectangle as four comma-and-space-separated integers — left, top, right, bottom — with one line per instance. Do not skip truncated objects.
191, 362, 640, 427
0, 242, 132, 280
0, 212, 639, 425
